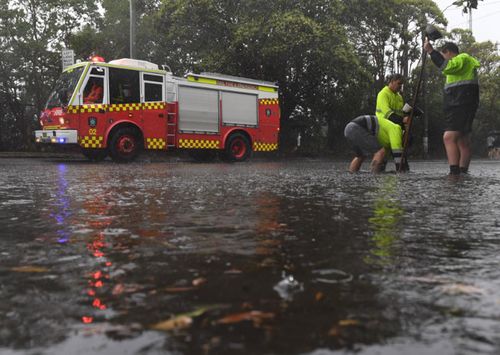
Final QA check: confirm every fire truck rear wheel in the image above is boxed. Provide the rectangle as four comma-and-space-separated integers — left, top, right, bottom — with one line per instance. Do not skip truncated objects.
109, 127, 142, 163
81, 148, 108, 162
223, 133, 251, 162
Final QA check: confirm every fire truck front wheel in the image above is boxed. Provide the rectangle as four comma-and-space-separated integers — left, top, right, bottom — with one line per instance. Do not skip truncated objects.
222, 133, 251, 162
109, 127, 142, 162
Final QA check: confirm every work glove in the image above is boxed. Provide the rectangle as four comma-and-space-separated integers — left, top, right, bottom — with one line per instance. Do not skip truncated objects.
402, 103, 424, 117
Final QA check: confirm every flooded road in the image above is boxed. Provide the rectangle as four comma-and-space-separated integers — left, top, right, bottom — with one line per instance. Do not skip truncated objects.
1, 157, 500, 354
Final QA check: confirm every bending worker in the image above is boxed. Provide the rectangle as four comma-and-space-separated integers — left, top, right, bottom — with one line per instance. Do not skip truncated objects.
344, 115, 406, 173
424, 40, 480, 175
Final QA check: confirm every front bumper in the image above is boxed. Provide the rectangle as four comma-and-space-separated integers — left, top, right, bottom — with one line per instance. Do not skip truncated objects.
35, 130, 78, 144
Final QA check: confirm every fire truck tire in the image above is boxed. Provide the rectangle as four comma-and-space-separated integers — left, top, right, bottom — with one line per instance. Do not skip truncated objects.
81, 148, 108, 162
189, 149, 217, 162
222, 133, 251, 162
109, 127, 142, 162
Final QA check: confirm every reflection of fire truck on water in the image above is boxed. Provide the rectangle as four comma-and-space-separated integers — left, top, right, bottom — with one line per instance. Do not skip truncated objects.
35, 56, 280, 162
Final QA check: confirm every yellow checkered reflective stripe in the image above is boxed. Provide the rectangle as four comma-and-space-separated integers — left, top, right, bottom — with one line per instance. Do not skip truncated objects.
179, 139, 219, 149
67, 106, 79, 114
80, 136, 104, 148
143, 102, 166, 110
67, 102, 166, 114
146, 138, 166, 150
253, 142, 278, 151
109, 103, 141, 112
259, 98, 279, 105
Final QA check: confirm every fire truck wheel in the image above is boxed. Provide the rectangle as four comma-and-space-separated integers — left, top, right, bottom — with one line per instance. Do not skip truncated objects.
223, 133, 251, 162
109, 127, 142, 162
81, 148, 108, 162
188, 149, 217, 162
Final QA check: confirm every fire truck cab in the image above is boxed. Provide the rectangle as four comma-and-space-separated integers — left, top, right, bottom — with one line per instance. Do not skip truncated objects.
35, 58, 280, 162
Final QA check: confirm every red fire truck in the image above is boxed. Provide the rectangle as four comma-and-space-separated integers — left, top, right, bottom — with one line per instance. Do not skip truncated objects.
35, 57, 280, 162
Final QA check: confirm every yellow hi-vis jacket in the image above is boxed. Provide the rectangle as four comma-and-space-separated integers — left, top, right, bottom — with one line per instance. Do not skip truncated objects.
430, 51, 480, 108
376, 86, 405, 125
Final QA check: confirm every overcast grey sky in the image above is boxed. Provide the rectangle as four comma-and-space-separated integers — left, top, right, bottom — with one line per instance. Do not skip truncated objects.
435, 0, 500, 43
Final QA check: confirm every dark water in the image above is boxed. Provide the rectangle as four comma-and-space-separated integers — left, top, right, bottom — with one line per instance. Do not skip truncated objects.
1, 157, 500, 355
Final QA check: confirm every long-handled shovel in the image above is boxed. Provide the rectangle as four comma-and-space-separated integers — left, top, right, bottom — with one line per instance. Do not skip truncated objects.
398, 24, 442, 172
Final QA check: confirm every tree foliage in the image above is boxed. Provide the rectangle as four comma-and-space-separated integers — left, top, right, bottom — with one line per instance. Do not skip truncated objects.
0, 0, 99, 150
0, 0, 498, 158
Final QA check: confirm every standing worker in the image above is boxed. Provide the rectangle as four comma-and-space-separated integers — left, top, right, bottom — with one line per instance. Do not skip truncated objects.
344, 115, 406, 173
424, 40, 480, 175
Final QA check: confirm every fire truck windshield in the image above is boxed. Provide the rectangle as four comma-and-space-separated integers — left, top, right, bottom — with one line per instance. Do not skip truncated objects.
46, 66, 84, 109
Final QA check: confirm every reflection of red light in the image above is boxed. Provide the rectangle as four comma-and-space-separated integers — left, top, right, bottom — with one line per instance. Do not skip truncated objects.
99, 305, 107, 310
93, 298, 101, 307
82, 316, 93, 324
95, 280, 103, 288
93, 271, 102, 279
105, 262, 112, 267
87, 289, 96, 296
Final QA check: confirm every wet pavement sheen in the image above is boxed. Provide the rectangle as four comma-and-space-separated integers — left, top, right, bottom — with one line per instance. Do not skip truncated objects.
1, 157, 500, 354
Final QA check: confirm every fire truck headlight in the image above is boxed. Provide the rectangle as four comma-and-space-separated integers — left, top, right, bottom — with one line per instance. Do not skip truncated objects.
59, 117, 65, 125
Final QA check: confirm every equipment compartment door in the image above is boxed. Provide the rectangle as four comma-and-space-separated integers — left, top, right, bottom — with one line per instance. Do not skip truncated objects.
178, 86, 219, 133
221, 91, 258, 127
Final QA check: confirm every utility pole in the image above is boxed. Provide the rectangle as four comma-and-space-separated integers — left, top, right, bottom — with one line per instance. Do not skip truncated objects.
469, 10, 472, 32
129, 0, 136, 59
423, 64, 428, 158
468, 4, 473, 33
422, 35, 428, 158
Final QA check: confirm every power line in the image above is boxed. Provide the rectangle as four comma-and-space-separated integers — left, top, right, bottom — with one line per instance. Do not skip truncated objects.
453, 9, 500, 26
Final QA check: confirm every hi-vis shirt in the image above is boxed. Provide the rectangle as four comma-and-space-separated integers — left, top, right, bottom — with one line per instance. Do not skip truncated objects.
376, 86, 405, 125
430, 51, 480, 108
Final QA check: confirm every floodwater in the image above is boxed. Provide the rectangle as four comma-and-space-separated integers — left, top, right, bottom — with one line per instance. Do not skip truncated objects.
1, 157, 500, 355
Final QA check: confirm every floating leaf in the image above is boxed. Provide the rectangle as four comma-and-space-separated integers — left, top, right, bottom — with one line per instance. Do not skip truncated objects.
192, 278, 207, 287
440, 284, 485, 295
11, 266, 49, 273
315, 292, 325, 301
151, 315, 193, 331
216, 311, 275, 326
164, 287, 195, 293
151, 305, 223, 332
338, 319, 360, 326
224, 269, 243, 274
328, 326, 340, 337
